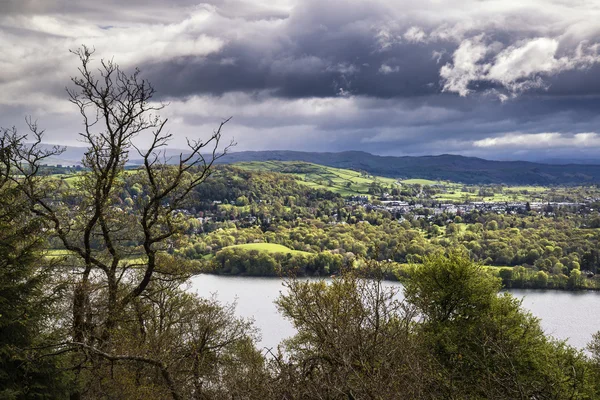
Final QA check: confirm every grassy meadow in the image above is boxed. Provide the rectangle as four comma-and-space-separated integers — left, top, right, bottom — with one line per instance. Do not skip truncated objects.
224, 243, 311, 255
236, 161, 399, 197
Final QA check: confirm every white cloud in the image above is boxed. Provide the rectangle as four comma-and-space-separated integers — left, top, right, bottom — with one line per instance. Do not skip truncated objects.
488, 38, 562, 82
1, 9, 224, 65
0, 8, 226, 112
404, 26, 426, 43
375, 27, 400, 50
439, 35, 489, 96
441, 36, 600, 97
473, 132, 600, 149
379, 64, 399, 74
431, 49, 446, 64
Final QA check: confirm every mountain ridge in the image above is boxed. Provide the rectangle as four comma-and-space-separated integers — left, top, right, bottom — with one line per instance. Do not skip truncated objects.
211, 150, 600, 185
38, 144, 600, 185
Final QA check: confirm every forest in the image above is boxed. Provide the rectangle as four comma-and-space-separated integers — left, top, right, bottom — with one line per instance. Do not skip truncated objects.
3, 47, 600, 399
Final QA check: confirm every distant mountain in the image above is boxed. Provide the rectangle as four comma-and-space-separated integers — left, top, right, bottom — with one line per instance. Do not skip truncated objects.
40, 145, 600, 185
37, 144, 189, 167
212, 150, 600, 185
535, 157, 600, 165
35, 144, 87, 166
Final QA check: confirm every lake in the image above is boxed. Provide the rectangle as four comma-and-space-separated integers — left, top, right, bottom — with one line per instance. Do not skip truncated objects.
188, 274, 600, 351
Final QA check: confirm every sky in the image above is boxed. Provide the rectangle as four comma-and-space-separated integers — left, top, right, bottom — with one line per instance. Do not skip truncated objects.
1, 0, 600, 162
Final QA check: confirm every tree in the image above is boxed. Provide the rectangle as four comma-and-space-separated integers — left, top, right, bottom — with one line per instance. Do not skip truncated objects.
403, 251, 501, 327
235, 195, 248, 207
498, 268, 513, 287
486, 220, 499, 231
273, 272, 429, 398
81, 278, 263, 399
535, 270, 549, 288
445, 222, 459, 236
568, 268, 583, 289
402, 250, 594, 399
0, 130, 69, 397
5, 46, 235, 399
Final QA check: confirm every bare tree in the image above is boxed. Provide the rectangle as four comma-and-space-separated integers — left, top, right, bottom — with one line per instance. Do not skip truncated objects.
4, 45, 235, 398
272, 272, 430, 399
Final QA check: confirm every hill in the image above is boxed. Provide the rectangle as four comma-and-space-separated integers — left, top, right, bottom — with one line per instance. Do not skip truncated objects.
41, 145, 600, 185
215, 151, 600, 185
226, 162, 562, 202
235, 161, 399, 196
223, 243, 310, 255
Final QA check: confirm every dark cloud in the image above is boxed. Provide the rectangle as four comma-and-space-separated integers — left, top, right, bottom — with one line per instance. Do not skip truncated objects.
146, 40, 446, 100
2, 0, 600, 163
535, 65, 600, 97
144, 1, 448, 99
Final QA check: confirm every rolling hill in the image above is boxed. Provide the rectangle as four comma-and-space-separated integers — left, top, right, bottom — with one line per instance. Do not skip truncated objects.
235, 161, 399, 196
40, 144, 600, 185
215, 151, 600, 185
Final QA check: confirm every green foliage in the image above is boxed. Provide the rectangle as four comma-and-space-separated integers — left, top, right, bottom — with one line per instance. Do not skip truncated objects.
403, 251, 595, 399
403, 250, 501, 325
213, 246, 344, 276
151, 162, 600, 290
272, 252, 599, 399
0, 167, 69, 397
569, 268, 584, 289
235, 161, 399, 197
225, 243, 309, 255
191, 165, 342, 209
54, 159, 600, 291
535, 270, 549, 288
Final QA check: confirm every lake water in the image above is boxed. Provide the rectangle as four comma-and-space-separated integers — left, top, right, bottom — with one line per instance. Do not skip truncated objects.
187, 274, 600, 351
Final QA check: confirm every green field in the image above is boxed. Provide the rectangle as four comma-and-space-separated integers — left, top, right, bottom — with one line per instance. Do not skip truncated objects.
400, 178, 438, 185
44, 249, 148, 266
410, 180, 554, 203
44, 249, 74, 258
235, 161, 399, 197
53, 169, 140, 187
224, 243, 311, 255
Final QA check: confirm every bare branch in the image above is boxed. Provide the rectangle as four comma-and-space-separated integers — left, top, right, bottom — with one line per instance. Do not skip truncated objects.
70, 342, 182, 400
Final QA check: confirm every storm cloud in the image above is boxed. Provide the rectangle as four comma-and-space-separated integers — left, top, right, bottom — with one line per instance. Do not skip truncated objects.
1, 0, 600, 162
